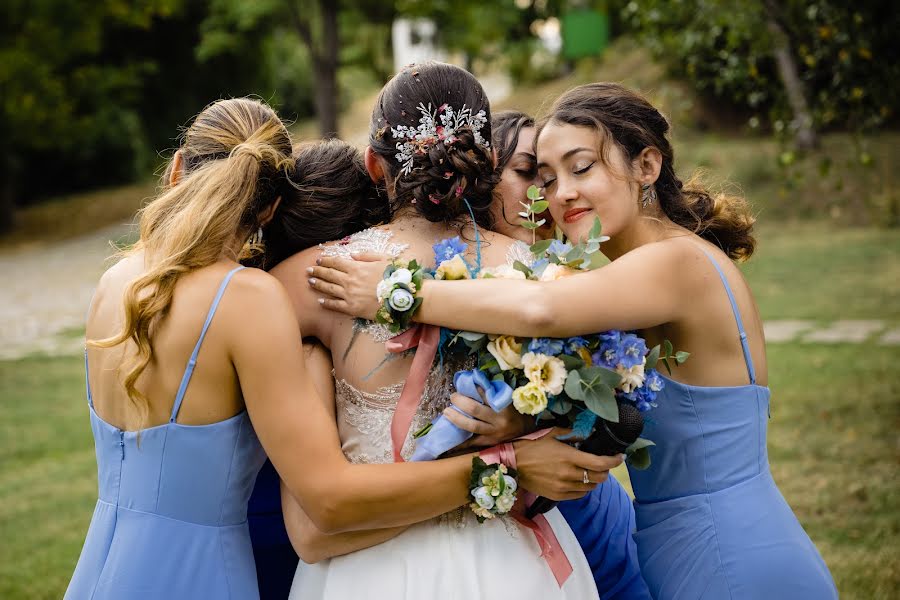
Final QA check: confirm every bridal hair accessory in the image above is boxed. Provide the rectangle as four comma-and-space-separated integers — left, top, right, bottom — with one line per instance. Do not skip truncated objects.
641, 183, 657, 208
391, 102, 489, 177
248, 227, 264, 246
374, 259, 429, 333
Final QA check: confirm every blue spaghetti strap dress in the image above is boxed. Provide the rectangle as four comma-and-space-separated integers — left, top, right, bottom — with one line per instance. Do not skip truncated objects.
65, 266, 268, 600
628, 250, 837, 599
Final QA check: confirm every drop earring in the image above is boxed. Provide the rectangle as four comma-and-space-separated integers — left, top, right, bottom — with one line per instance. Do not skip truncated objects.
641, 183, 657, 208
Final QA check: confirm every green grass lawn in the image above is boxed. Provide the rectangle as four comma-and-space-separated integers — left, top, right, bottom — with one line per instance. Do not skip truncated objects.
1, 222, 898, 599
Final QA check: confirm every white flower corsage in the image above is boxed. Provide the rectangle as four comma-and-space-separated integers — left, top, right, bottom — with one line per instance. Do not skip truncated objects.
468, 457, 518, 523
374, 259, 429, 333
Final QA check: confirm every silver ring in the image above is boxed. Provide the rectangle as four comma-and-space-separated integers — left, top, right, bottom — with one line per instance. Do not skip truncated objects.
582, 469, 590, 484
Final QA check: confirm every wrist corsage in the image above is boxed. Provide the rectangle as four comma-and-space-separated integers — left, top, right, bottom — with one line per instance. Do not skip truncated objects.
375, 259, 428, 333
468, 456, 518, 522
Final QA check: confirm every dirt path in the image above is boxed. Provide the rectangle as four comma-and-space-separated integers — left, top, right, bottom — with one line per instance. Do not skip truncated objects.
0, 223, 132, 360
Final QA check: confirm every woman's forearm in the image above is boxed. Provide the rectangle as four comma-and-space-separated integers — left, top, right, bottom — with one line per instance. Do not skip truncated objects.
305, 454, 472, 533
416, 278, 560, 336
282, 482, 408, 563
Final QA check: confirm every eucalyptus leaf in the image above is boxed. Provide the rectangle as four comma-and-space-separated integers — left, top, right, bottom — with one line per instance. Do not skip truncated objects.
675, 351, 691, 363
526, 185, 542, 201
513, 261, 532, 276
549, 397, 574, 415
646, 345, 661, 369
664, 339, 674, 358
535, 218, 547, 226
627, 446, 652, 470
625, 437, 656, 452
583, 385, 619, 421
564, 370, 586, 400
566, 246, 585, 262
530, 200, 549, 214
559, 353, 584, 371
589, 217, 603, 240
580, 366, 624, 389
530, 239, 553, 255
661, 358, 673, 375
521, 221, 539, 230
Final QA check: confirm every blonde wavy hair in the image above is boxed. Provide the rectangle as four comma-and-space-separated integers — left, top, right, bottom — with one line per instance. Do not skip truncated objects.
90, 98, 293, 429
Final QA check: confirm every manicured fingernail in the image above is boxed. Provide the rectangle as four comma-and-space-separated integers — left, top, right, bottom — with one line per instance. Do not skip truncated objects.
306, 267, 313, 274
308, 278, 317, 285
317, 298, 325, 304
316, 258, 322, 265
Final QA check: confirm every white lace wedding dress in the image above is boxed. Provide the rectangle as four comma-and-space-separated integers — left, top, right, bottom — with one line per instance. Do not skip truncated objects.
288, 229, 599, 600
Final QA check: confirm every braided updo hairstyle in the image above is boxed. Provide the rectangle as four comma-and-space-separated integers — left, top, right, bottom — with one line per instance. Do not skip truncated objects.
368, 62, 497, 228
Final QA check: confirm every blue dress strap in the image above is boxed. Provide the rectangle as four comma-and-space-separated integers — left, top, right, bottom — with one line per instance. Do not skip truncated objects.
696, 247, 757, 385
84, 348, 94, 409
170, 265, 246, 422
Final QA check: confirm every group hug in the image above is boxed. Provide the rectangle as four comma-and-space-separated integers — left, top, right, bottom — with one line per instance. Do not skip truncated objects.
64, 62, 838, 599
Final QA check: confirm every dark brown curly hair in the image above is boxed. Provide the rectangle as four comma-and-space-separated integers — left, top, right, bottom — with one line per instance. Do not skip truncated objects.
368, 62, 498, 229
262, 139, 388, 269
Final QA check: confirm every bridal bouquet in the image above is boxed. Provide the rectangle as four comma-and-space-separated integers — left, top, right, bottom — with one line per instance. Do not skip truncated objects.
413, 195, 688, 469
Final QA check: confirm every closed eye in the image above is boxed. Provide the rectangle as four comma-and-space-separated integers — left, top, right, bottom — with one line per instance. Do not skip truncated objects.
574, 161, 595, 175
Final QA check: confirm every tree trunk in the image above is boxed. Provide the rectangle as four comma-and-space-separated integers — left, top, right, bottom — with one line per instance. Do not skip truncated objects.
314, 0, 339, 138
0, 154, 18, 234
763, 1, 818, 150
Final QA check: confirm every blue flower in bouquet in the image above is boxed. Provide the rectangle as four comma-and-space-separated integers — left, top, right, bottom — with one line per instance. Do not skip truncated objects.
645, 368, 665, 393
592, 331, 623, 368
620, 368, 664, 412
547, 240, 573, 257
528, 337, 565, 356
530, 258, 550, 278
619, 333, 648, 368
564, 336, 590, 354
433, 236, 468, 264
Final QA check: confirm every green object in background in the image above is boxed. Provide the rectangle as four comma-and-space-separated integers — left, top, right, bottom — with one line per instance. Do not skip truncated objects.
562, 9, 609, 60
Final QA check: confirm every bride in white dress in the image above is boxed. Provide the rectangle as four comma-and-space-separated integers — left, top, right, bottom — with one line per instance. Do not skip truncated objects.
274, 63, 601, 599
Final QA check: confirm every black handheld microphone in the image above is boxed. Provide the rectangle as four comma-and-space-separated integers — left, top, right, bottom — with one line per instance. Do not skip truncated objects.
525, 402, 644, 519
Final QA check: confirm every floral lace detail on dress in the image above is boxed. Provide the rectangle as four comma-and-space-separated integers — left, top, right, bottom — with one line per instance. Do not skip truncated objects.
322, 228, 410, 343
334, 351, 474, 465
506, 240, 535, 268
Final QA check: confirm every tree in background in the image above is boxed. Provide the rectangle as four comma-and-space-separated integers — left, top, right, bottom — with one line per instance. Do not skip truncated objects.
0, 0, 295, 233
620, 0, 897, 148
200, 0, 395, 137
0, 0, 178, 233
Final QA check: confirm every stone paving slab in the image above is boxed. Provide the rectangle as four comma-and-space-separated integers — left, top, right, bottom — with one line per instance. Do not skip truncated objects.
801, 320, 887, 344
878, 328, 900, 346
763, 320, 817, 343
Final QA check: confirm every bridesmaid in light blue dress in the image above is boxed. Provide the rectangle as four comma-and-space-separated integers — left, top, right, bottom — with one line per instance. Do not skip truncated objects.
67, 267, 266, 599
628, 249, 837, 599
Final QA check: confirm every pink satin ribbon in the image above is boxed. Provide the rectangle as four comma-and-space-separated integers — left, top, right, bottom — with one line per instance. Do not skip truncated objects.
480, 429, 574, 587
386, 324, 441, 462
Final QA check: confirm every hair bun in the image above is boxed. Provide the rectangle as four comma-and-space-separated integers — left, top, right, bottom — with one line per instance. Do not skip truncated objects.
401, 128, 496, 223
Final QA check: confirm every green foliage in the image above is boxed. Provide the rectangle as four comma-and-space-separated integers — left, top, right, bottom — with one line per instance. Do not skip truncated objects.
620, 1, 897, 137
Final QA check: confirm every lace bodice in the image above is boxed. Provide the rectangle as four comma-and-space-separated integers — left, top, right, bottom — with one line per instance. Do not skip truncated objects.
325, 228, 526, 467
